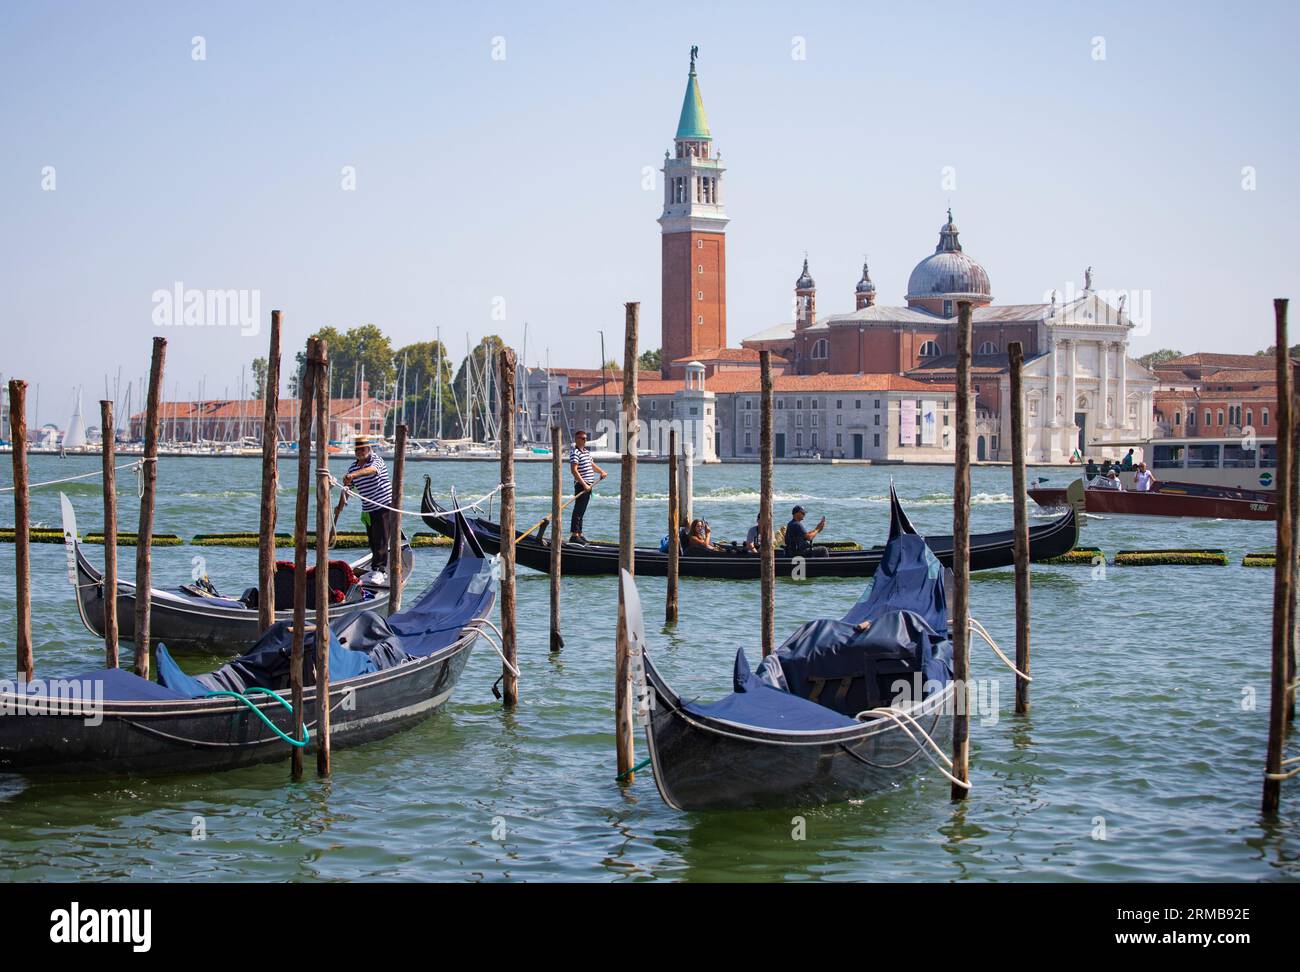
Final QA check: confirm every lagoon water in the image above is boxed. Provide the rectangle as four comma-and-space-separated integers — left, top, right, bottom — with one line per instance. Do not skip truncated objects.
0, 454, 1296, 882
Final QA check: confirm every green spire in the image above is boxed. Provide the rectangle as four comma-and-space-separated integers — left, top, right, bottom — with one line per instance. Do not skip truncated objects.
675, 47, 711, 140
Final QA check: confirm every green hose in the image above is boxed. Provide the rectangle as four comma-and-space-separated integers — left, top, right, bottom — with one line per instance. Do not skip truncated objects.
203, 686, 311, 748
617, 756, 651, 782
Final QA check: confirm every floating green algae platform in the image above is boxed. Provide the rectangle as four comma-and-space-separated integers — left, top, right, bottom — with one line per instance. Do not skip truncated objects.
1112, 549, 1228, 566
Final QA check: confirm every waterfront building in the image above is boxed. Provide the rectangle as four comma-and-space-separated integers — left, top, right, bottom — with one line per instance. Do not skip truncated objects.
1152, 353, 1300, 439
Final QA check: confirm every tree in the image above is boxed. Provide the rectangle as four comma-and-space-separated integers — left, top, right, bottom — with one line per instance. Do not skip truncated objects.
1256, 343, 1300, 358
251, 357, 268, 400
289, 324, 395, 399
602, 358, 620, 372
1137, 348, 1183, 370
638, 348, 662, 372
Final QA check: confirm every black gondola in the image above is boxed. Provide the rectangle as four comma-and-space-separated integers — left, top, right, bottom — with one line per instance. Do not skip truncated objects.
422, 477, 1084, 579
61, 494, 414, 654
0, 506, 496, 779
623, 487, 959, 810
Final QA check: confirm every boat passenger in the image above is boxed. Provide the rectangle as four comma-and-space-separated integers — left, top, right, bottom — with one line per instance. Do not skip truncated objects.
1094, 470, 1123, 490
744, 513, 763, 553
784, 505, 829, 557
687, 518, 720, 553
1099, 458, 1114, 477
1121, 448, 1136, 470
342, 435, 393, 583
1134, 462, 1156, 492
1084, 457, 1100, 481
567, 429, 608, 545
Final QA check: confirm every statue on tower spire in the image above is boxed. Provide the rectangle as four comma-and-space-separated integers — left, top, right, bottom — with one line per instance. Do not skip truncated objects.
690, 45, 698, 69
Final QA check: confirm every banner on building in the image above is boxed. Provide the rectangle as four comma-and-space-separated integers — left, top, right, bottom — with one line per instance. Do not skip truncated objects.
899, 399, 915, 446
921, 400, 937, 445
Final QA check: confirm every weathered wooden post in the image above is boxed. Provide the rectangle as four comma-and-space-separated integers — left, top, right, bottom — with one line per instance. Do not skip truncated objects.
666, 428, 680, 624
1289, 378, 1299, 724
951, 301, 973, 801
498, 348, 519, 705
1008, 341, 1031, 714
615, 302, 639, 781
99, 399, 119, 668
289, 338, 317, 781
8, 381, 33, 682
1264, 298, 1293, 813
312, 339, 333, 778
388, 423, 407, 614
134, 337, 166, 680
678, 440, 694, 528
760, 350, 776, 656
549, 422, 563, 651
257, 310, 282, 633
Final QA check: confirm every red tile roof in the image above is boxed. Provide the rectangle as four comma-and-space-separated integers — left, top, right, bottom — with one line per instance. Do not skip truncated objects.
669, 347, 788, 364
568, 372, 952, 396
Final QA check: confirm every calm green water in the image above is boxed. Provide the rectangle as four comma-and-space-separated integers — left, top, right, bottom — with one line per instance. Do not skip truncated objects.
0, 454, 1296, 882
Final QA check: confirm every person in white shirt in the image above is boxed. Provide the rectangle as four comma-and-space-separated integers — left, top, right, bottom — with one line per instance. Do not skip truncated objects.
1134, 462, 1156, 492
1091, 470, 1123, 491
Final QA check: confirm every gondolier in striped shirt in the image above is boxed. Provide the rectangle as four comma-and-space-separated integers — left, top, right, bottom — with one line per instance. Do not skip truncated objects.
567, 429, 607, 545
342, 435, 393, 584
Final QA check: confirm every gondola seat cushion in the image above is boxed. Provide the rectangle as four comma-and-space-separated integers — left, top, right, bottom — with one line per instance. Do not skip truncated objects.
272, 560, 359, 609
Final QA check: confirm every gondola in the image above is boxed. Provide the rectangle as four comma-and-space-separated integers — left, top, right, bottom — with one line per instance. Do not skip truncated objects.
421, 477, 1084, 579
0, 505, 497, 779
61, 495, 415, 654
622, 487, 958, 810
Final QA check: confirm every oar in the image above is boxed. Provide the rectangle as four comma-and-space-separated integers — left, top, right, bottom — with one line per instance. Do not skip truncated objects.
329, 491, 347, 549
517, 483, 594, 542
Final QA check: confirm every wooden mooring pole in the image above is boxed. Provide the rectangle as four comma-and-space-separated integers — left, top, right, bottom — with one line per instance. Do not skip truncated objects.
760, 350, 776, 656
257, 310, 282, 633
135, 336, 166, 680
312, 339, 333, 778
549, 422, 563, 651
666, 428, 679, 625
1263, 298, 1293, 813
389, 423, 407, 614
950, 301, 973, 801
1287, 374, 1299, 726
498, 348, 519, 705
99, 399, 119, 668
8, 380, 33, 682
289, 338, 317, 781
1008, 341, 1031, 714
615, 302, 639, 782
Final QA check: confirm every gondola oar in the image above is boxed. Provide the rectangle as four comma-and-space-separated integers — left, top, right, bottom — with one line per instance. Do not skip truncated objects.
518, 483, 594, 542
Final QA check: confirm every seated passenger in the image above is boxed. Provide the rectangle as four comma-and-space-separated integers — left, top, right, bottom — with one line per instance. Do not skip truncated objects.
784, 505, 829, 557
687, 518, 720, 554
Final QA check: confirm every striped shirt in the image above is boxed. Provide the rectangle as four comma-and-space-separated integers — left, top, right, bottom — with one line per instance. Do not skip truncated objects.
345, 453, 391, 511
569, 445, 595, 485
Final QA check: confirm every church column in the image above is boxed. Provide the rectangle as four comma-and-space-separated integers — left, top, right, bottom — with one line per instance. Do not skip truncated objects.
1099, 340, 1110, 428
1047, 331, 1059, 427
1066, 339, 1077, 432
1117, 346, 1128, 431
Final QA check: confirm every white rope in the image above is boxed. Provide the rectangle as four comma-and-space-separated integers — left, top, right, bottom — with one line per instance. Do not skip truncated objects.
968, 617, 1032, 682
462, 618, 520, 678
852, 704, 971, 789
0, 458, 150, 493
328, 475, 508, 518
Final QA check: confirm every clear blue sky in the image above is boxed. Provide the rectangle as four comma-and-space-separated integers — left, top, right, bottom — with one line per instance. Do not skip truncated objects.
3, 0, 1297, 426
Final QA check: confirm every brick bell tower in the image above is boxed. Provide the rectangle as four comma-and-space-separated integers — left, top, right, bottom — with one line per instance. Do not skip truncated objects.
659, 46, 728, 378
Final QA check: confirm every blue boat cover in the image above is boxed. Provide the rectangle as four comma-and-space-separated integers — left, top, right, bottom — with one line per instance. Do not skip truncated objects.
158, 550, 496, 698
10, 668, 191, 702
682, 531, 953, 731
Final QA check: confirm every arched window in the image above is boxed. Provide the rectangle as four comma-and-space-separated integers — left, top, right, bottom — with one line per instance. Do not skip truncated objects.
1205, 410, 1212, 426
1245, 409, 1253, 428
1216, 409, 1224, 426
918, 340, 942, 359
977, 341, 998, 355
811, 338, 829, 360
1263, 408, 1270, 428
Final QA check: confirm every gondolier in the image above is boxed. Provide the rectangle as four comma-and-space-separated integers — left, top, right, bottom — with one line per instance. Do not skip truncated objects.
342, 435, 393, 584
567, 429, 607, 545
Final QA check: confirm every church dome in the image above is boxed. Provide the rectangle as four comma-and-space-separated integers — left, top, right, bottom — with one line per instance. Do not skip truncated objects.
795, 257, 815, 291
905, 211, 991, 303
